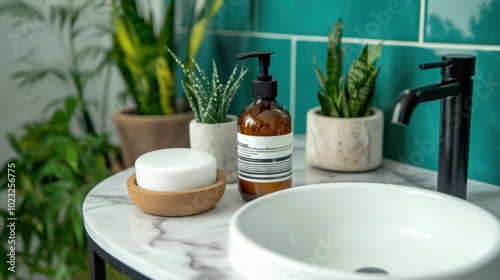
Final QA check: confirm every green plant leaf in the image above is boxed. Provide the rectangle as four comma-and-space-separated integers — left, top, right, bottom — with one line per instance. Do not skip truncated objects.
359, 65, 382, 116
7, 134, 22, 155
0, 97, 114, 279
156, 56, 175, 114
317, 92, 338, 117
76, 45, 109, 63
70, 196, 84, 251
336, 77, 349, 117
326, 19, 343, 102
346, 45, 370, 117
222, 65, 248, 119
181, 81, 201, 121
314, 18, 382, 118
171, 50, 247, 123
114, 17, 139, 61
158, 0, 174, 57
12, 66, 67, 89
368, 42, 383, 65
186, 0, 223, 69
312, 55, 327, 93
0, 1, 41, 21
111, 0, 177, 115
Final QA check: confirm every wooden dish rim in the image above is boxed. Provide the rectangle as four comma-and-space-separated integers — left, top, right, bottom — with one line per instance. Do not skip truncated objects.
126, 169, 227, 195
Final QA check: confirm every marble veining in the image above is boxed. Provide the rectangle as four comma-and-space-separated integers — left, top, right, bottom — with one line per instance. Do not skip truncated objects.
83, 136, 500, 280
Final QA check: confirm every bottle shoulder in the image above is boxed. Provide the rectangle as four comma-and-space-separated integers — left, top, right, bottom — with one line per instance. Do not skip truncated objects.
238, 100, 292, 136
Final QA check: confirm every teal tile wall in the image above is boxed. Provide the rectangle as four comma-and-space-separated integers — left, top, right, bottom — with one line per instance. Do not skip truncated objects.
425, 0, 500, 45
258, 0, 420, 41
186, 0, 500, 186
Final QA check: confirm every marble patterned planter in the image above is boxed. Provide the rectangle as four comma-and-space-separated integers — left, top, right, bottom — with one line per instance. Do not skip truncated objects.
306, 106, 384, 172
189, 115, 238, 183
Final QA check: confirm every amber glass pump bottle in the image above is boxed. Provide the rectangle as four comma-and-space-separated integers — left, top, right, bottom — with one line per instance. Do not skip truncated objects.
234, 51, 293, 202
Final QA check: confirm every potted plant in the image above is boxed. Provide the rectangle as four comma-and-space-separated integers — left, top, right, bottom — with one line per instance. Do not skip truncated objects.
0, 1, 117, 279
306, 19, 384, 172
169, 49, 247, 183
111, 0, 223, 167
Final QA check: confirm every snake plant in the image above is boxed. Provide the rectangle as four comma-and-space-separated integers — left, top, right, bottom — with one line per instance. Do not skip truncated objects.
111, 0, 223, 115
313, 18, 382, 118
168, 49, 248, 123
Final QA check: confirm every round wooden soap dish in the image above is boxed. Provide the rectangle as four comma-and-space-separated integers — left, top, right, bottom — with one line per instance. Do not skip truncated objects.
127, 169, 227, 216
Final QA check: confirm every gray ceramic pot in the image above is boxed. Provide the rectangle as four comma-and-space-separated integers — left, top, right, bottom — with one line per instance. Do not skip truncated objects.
189, 115, 238, 183
306, 107, 384, 172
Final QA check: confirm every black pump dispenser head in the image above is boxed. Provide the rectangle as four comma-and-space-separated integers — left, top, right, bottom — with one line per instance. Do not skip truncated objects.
235, 51, 277, 99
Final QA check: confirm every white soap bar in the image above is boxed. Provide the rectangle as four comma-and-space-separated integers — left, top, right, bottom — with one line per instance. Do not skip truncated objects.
135, 148, 217, 191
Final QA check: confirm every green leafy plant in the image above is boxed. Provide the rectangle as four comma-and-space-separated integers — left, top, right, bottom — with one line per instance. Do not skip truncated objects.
0, 1, 117, 279
313, 18, 382, 118
169, 49, 248, 123
111, 0, 223, 115
0, 0, 112, 135
0, 98, 114, 280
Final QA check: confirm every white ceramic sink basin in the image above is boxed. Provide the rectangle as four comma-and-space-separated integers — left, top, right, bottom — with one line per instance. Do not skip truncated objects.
228, 183, 500, 280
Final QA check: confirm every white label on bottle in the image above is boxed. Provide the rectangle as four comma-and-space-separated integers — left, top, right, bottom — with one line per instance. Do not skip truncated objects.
237, 132, 293, 183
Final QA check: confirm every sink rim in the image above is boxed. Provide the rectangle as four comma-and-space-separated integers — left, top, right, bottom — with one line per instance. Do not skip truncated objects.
229, 182, 500, 279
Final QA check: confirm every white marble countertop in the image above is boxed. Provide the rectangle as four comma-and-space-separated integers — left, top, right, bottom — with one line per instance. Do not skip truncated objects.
83, 136, 500, 280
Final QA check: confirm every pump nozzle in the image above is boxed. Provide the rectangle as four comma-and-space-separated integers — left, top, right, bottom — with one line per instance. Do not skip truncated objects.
235, 51, 274, 81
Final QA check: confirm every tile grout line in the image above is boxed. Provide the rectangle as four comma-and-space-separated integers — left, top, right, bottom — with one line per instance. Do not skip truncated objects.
206, 28, 500, 51
418, 0, 426, 43
290, 36, 297, 132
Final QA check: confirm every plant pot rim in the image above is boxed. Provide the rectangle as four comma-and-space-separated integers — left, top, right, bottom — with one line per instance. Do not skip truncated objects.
114, 106, 194, 121
308, 106, 383, 121
189, 114, 238, 125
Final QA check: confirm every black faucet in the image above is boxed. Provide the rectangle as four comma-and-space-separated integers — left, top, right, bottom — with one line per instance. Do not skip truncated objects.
391, 54, 476, 199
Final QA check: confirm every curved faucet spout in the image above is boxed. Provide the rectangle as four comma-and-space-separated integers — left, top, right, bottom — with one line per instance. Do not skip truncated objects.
391, 82, 461, 125
391, 54, 475, 200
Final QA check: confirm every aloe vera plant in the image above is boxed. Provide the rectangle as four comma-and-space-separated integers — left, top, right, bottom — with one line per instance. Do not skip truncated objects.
313, 18, 382, 118
111, 0, 223, 115
168, 49, 248, 123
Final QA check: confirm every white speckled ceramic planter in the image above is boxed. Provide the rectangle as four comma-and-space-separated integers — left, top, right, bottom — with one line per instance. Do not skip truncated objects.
306, 106, 384, 172
190, 115, 238, 183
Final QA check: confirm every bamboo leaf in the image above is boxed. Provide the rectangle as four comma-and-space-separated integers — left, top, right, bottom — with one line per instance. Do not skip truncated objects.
76, 45, 108, 63
12, 66, 67, 88
0, 1, 41, 19
70, 1, 93, 28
